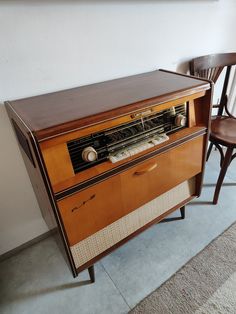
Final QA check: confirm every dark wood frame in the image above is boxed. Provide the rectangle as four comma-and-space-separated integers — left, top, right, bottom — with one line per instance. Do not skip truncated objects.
190, 53, 236, 204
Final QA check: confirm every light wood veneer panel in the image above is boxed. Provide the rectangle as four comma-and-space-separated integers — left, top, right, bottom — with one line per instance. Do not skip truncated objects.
58, 136, 203, 246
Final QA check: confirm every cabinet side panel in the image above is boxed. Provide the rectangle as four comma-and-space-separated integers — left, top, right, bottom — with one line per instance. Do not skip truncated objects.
6, 106, 56, 230
5, 103, 77, 277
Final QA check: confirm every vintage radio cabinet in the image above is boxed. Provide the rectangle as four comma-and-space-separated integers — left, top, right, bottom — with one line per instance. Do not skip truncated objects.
5, 70, 212, 281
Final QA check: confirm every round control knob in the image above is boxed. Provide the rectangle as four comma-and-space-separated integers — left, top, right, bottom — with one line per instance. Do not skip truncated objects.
175, 114, 187, 127
81, 147, 98, 162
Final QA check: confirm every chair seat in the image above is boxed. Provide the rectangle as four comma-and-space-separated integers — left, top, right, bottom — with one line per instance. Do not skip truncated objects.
211, 116, 236, 146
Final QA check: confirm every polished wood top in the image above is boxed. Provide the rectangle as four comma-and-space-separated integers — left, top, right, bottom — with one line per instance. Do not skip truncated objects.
6, 70, 210, 140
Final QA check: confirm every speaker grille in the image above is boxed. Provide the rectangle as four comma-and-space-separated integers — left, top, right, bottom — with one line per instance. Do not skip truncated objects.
70, 178, 195, 268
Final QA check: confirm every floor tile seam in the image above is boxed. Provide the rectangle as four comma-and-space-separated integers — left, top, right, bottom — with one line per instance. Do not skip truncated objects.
100, 262, 131, 312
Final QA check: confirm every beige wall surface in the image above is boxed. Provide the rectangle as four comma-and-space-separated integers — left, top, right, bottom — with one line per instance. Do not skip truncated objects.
1, 0, 236, 255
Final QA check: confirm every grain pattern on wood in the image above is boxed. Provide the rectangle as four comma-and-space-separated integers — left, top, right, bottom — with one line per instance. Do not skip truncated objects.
39, 91, 205, 148
7, 70, 210, 140
58, 136, 203, 246
44, 126, 205, 194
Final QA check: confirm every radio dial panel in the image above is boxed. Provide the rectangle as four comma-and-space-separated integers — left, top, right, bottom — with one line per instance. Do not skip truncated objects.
67, 103, 187, 174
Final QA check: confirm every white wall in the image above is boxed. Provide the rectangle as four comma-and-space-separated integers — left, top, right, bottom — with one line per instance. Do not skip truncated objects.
1, 0, 236, 255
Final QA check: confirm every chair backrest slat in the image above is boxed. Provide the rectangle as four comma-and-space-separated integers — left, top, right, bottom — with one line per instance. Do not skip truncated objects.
190, 53, 236, 116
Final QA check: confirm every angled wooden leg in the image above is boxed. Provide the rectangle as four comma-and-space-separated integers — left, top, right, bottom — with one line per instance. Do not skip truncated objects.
161, 206, 186, 223
213, 147, 234, 205
88, 265, 95, 283
206, 142, 214, 161
180, 206, 185, 219
214, 143, 225, 168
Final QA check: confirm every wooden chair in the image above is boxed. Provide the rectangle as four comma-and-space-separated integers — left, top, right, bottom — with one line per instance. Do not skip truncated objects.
190, 53, 236, 204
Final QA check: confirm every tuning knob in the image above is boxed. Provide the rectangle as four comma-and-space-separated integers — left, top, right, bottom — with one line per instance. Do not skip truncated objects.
175, 114, 187, 127
81, 147, 98, 162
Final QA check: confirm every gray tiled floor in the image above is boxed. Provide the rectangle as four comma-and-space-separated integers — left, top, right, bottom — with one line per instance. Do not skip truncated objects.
1, 151, 236, 314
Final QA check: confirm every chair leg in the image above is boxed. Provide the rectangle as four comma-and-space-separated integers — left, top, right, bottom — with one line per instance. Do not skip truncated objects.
206, 142, 214, 161
214, 143, 225, 168
213, 147, 234, 205
88, 265, 95, 283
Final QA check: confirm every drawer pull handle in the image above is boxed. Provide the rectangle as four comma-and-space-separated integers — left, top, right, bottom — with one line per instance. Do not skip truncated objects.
134, 163, 157, 176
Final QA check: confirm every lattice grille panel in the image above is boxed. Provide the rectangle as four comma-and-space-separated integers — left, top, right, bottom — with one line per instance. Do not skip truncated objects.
70, 179, 195, 268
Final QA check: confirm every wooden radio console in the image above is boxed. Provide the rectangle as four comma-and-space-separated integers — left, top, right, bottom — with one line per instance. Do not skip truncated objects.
5, 70, 212, 282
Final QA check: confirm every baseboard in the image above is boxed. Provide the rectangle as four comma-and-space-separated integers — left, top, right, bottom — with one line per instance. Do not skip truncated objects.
0, 230, 54, 262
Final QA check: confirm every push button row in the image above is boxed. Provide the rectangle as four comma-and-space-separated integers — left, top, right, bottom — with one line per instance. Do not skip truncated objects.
109, 133, 169, 163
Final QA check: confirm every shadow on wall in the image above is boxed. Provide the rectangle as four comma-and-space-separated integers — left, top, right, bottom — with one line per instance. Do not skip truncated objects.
176, 61, 190, 75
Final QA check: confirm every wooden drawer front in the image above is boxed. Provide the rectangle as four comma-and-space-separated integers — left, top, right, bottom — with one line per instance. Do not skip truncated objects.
58, 136, 203, 246
121, 135, 203, 212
